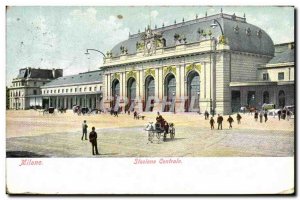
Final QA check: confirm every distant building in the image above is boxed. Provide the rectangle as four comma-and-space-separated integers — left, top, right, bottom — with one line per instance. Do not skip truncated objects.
8, 67, 63, 109
40, 70, 103, 109
230, 42, 294, 111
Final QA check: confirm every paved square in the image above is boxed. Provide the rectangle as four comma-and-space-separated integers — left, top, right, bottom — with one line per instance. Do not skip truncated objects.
6, 110, 294, 157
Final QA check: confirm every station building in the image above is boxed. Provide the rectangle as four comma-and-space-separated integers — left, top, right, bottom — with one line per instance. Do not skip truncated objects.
8, 67, 62, 109
101, 12, 294, 114
40, 70, 103, 109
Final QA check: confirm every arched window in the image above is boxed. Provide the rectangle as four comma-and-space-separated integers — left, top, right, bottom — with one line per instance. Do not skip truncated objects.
165, 73, 176, 101
145, 76, 155, 111
161, 38, 166, 47
263, 91, 270, 104
187, 71, 200, 112
112, 79, 120, 108
164, 73, 176, 112
127, 78, 136, 101
112, 79, 120, 97
127, 78, 136, 111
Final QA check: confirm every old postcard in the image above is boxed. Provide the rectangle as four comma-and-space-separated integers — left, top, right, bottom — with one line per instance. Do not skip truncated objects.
5, 5, 295, 195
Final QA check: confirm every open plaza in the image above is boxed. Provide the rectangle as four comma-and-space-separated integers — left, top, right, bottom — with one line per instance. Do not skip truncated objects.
6, 110, 294, 157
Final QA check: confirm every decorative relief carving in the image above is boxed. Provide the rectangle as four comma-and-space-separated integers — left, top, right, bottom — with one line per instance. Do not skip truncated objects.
145, 68, 155, 77
163, 66, 176, 77
185, 63, 202, 75
111, 73, 120, 81
126, 71, 137, 80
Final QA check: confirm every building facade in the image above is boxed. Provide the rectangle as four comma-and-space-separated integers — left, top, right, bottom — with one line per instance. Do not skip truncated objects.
101, 12, 281, 114
8, 67, 63, 109
40, 70, 103, 110
230, 42, 294, 111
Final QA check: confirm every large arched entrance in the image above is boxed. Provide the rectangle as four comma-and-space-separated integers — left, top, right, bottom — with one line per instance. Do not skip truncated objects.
145, 75, 155, 111
127, 78, 136, 111
112, 79, 120, 108
187, 71, 200, 112
164, 73, 176, 112
278, 90, 285, 108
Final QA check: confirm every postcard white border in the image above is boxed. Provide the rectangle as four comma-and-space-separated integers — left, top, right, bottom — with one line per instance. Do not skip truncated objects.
6, 157, 294, 194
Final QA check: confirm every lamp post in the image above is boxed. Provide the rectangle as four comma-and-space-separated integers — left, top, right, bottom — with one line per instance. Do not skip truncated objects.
85, 49, 106, 58
172, 91, 176, 114
210, 19, 224, 35
197, 90, 200, 113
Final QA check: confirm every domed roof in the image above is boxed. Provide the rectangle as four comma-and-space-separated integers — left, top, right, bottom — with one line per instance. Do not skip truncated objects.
110, 13, 274, 57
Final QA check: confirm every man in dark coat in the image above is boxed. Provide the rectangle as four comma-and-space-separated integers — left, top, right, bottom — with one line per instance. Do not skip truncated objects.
210, 117, 215, 130
81, 120, 88, 140
133, 111, 137, 119
278, 109, 282, 121
227, 115, 234, 129
89, 127, 99, 155
236, 113, 242, 124
287, 110, 291, 121
163, 122, 169, 142
204, 110, 209, 120
217, 114, 223, 130
254, 111, 258, 122
263, 111, 268, 122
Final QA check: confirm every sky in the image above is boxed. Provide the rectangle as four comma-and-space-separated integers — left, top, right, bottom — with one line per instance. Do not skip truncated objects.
6, 6, 294, 86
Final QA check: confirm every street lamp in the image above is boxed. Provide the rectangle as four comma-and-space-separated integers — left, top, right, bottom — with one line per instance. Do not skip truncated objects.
84, 49, 106, 58
210, 19, 224, 35
197, 90, 200, 113
172, 91, 176, 114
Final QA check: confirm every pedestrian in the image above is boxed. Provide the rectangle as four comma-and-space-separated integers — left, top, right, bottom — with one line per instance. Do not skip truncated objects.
282, 109, 286, 120
217, 114, 223, 130
89, 127, 99, 155
81, 120, 88, 140
236, 113, 242, 124
204, 110, 209, 120
210, 117, 215, 130
259, 111, 263, 123
264, 111, 268, 122
278, 109, 282, 121
254, 111, 258, 122
227, 115, 234, 129
134, 111, 137, 119
163, 122, 169, 142
286, 110, 291, 121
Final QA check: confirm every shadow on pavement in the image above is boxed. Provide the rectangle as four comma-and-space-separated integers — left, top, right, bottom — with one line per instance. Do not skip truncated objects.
164, 138, 186, 142
6, 151, 48, 158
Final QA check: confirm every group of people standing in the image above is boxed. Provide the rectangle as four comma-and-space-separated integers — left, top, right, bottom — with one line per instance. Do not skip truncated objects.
208, 112, 242, 130
277, 109, 292, 121
82, 120, 99, 155
253, 111, 268, 123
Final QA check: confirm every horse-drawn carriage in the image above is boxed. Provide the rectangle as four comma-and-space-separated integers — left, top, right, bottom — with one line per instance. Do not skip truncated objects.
145, 122, 175, 143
